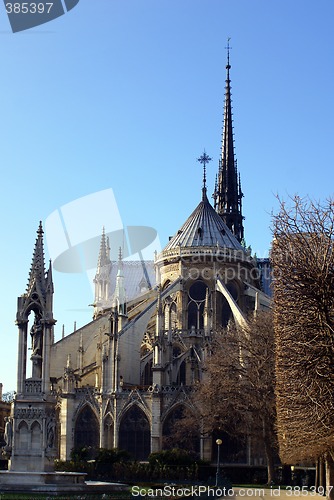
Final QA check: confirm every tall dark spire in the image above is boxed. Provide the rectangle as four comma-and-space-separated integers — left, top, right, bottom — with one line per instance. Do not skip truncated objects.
214, 39, 244, 243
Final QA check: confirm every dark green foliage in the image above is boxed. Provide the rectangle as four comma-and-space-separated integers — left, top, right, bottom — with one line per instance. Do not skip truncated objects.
95, 448, 131, 477
96, 447, 131, 464
56, 447, 201, 483
148, 448, 199, 467
70, 445, 94, 462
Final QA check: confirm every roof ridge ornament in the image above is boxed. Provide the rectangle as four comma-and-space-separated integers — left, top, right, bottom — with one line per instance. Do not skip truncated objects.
197, 150, 212, 201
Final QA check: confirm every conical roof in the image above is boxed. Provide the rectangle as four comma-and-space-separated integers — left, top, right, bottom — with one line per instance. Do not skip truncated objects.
163, 189, 244, 252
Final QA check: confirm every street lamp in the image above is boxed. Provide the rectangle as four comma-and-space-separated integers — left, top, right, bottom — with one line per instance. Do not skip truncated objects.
215, 438, 222, 487
291, 465, 295, 485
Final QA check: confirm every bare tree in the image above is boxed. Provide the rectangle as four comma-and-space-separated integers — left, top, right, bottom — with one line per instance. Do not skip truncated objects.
195, 310, 277, 484
272, 195, 334, 497
162, 404, 201, 454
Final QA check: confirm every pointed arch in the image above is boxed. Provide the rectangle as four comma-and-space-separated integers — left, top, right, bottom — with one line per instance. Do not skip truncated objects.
187, 280, 208, 330
74, 404, 99, 453
177, 360, 186, 385
118, 404, 150, 461
187, 301, 198, 329
17, 421, 29, 450
162, 404, 200, 453
164, 303, 169, 331
170, 301, 177, 329
141, 358, 153, 386
103, 413, 114, 449
164, 300, 178, 331
31, 421, 42, 450
140, 345, 153, 386
162, 279, 171, 291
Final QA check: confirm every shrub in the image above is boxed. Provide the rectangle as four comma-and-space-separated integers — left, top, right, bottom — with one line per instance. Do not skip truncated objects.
148, 448, 199, 467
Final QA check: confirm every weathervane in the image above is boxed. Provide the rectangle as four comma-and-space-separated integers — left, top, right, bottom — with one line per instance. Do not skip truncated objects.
197, 150, 212, 191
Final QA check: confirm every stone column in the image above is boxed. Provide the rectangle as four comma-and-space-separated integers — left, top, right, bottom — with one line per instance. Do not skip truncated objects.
59, 394, 75, 461
113, 397, 119, 449
42, 322, 54, 394
16, 320, 28, 396
151, 392, 162, 453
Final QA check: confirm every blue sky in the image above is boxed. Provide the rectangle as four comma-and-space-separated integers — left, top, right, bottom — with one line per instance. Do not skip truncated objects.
1, 0, 333, 392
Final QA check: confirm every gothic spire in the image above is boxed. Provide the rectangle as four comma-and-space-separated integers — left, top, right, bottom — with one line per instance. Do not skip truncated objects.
93, 228, 112, 316
17, 221, 54, 323
26, 221, 47, 299
113, 247, 127, 317
96, 226, 111, 273
214, 40, 244, 243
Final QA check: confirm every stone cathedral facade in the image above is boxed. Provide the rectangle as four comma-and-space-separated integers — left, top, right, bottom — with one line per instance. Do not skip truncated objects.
10, 52, 271, 470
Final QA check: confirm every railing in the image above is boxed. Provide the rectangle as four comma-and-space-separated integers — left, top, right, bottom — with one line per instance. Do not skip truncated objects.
156, 246, 252, 264
75, 386, 96, 396
116, 385, 194, 394
24, 379, 42, 394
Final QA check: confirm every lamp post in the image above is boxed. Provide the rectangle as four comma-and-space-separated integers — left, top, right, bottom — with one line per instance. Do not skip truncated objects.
291, 465, 295, 486
215, 438, 222, 487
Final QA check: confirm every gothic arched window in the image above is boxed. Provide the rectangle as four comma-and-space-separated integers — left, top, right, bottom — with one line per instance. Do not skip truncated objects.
74, 405, 99, 453
118, 405, 150, 461
164, 299, 177, 331
162, 405, 200, 453
177, 360, 186, 385
141, 359, 153, 386
187, 281, 208, 330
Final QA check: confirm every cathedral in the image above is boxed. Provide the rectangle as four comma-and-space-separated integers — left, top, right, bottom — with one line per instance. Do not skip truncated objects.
9, 50, 271, 473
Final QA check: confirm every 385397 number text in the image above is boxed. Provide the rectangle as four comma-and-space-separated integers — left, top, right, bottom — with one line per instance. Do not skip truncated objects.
286, 486, 333, 496
6, 3, 53, 14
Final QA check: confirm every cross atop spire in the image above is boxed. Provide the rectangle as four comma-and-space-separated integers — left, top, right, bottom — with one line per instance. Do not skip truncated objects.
225, 37, 231, 69
198, 150, 212, 200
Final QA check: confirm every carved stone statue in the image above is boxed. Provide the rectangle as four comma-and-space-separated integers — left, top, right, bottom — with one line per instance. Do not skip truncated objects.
4, 417, 13, 449
47, 418, 56, 449
30, 314, 43, 356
